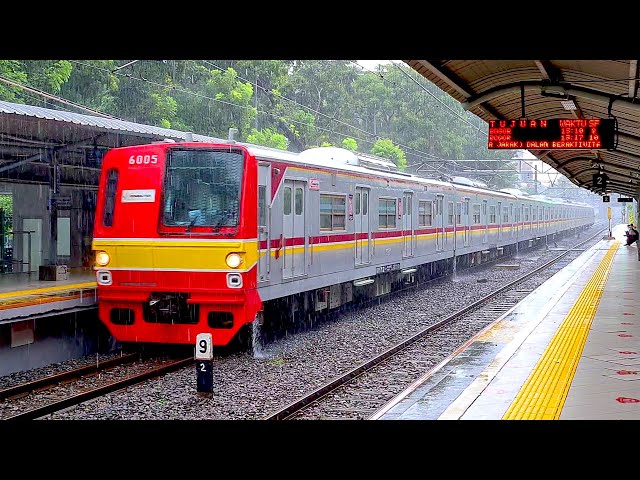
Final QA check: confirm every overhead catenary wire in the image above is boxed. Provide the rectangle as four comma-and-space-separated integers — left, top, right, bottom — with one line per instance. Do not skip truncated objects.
68, 60, 451, 176
200, 60, 450, 169
0, 75, 117, 119
20, 60, 518, 182
368, 61, 553, 180
67, 60, 377, 148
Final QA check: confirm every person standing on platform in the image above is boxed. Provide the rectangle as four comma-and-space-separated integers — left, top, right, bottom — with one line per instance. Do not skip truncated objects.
625, 224, 639, 246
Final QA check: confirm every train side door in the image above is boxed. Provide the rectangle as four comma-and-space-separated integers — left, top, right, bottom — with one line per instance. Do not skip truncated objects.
258, 163, 271, 283
497, 201, 503, 241
463, 198, 470, 247
482, 200, 488, 244
355, 186, 371, 265
510, 203, 515, 239
402, 191, 414, 257
282, 179, 307, 279
454, 202, 461, 250
538, 206, 542, 232
519, 204, 524, 238
436, 195, 444, 251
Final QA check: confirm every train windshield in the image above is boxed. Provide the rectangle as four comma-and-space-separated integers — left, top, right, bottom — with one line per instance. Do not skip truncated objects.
162, 148, 244, 232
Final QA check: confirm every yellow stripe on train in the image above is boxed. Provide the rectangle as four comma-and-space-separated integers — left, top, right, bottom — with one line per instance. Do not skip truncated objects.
92, 239, 259, 271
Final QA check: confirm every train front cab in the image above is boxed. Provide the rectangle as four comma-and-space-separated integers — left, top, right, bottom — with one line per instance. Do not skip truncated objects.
92, 142, 263, 346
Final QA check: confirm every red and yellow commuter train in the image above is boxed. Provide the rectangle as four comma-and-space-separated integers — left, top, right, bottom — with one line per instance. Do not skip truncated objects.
92, 140, 594, 347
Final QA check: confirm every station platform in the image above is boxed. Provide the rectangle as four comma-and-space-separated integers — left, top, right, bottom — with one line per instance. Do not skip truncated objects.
0, 269, 96, 324
373, 223, 640, 420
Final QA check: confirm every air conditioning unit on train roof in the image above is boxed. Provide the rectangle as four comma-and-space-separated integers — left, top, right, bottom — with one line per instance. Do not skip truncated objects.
500, 187, 528, 196
354, 152, 398, 172
298, 147, 360, 166
298, 147, 399, 172
451, 176, 488, 188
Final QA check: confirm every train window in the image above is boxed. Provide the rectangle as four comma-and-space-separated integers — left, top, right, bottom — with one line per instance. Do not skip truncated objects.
447, 202, 454, 226
455, 203, 461, 225
489, 205, 496, 224
284, 187, 292, 215
379, 198, 397, 229
103, 168, 118, 227
418, 201, 432, 226
472, 204, 481, 224
362, 192, 368, 215
320, 194, 346, 231
162, 148, 243, 230
503, 206, 508, 223
355, 193, 360, 215
295, 187, 303, 215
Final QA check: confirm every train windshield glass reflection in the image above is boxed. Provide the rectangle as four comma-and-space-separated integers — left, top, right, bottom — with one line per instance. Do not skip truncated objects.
162, 148, 244, 231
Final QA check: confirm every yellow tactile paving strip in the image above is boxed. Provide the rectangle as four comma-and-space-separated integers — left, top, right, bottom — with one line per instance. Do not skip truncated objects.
502, 242, 620, 420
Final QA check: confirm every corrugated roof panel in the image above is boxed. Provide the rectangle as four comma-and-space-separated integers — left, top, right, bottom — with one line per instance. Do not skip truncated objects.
0, 100, 227, 142
406, 60, 640, 198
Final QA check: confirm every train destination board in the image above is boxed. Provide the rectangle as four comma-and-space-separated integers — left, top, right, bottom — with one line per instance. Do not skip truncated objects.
487, 118, 616, 150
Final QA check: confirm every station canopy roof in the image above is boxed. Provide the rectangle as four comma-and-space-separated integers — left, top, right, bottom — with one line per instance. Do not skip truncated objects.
405, 60, 640, 198
0, 100, 225, 189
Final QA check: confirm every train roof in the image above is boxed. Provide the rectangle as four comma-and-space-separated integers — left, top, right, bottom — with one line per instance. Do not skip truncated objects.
244, 145, 593, 209
148, 141, 593, 209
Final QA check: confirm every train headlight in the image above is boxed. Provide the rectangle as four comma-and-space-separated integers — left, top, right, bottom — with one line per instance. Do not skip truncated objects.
95, 251, 110, 267
225, 253, 243, 269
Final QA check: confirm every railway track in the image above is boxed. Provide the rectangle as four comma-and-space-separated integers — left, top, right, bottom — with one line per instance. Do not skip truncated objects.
263, 227, 607, 420
1, 355, 193, 420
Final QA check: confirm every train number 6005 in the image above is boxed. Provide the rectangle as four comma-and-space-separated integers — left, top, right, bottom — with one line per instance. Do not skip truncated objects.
128, 154, 158, 165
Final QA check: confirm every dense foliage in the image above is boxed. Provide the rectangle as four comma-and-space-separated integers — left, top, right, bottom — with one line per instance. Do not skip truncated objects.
0, 59, 518, 187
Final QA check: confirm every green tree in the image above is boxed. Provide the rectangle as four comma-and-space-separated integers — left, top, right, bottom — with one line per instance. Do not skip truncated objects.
0, 194, 12, 214
371, 139, 407, 171
175, 64, 256, 138
22, 60, 72, 94
342, 138, 358, 151
0, 61, 28, 102
3, 60, 523, 188
246, 128, 288, 149
59, 60, 119, 113
282, 60, 359, 149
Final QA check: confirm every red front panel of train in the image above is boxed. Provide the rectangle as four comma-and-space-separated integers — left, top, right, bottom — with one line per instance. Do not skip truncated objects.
92, 142, 261, 346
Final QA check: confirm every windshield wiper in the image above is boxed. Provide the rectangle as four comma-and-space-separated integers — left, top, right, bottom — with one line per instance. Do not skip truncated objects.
185, 211, 202, 232
212, 212, 235, 232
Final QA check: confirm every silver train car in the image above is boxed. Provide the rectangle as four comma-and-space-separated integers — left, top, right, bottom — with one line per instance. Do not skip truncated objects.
253, 145, 595, 323
92, 141, 595, 346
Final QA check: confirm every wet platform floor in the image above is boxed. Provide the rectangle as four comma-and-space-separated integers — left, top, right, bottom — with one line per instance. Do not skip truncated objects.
374, 223, 640, 420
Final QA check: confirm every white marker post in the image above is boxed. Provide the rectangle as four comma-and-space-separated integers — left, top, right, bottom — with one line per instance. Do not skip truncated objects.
195, 333, 214, 397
